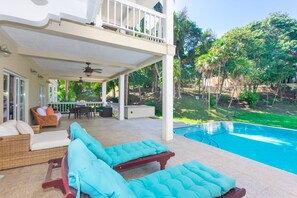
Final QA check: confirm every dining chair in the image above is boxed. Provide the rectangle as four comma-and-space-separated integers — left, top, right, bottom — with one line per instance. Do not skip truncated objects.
78, 106, 90, 119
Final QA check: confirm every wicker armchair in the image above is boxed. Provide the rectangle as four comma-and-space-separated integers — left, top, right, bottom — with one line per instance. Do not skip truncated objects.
0, 134, 67, 170
30, 106, 60, 128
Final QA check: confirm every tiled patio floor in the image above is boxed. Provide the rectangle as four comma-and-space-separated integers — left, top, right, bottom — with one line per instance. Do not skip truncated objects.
1, 116, 297, 198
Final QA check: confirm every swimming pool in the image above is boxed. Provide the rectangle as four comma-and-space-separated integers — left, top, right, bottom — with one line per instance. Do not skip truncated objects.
174, 122, 297, 174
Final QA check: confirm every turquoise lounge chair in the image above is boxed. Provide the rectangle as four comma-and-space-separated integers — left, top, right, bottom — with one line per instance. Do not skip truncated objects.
69, 122, 175, 170
42, 122, 174, 191
62, 139, 246, 198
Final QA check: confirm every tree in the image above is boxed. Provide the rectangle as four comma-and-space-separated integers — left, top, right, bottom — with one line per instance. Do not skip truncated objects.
253, 13, 297, 101
174, 8, 202, 98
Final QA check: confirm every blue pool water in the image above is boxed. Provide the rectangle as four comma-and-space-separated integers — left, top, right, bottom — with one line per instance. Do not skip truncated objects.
174, 122, 297, 174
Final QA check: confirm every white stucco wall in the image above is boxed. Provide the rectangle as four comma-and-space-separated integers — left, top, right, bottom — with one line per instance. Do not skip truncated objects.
0, 31, 49, 124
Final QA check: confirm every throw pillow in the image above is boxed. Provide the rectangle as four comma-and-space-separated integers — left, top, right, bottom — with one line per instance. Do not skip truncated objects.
36, 107, 46, 116
0, 125, 18, 136
16, 121, 34, 136
46, 106, 55, 115
1, 120, 19, 135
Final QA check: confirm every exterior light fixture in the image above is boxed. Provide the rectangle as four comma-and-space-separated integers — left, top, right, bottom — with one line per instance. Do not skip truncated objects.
0, 44, 12, 57
30, 68, 37, 74
78, 77, 83, 86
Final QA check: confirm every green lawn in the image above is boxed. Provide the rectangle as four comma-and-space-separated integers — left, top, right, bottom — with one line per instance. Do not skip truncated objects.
171, 93, 297, 129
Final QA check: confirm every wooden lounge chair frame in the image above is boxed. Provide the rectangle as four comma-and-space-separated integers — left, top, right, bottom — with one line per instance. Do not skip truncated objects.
59, 155, 246, 198
42, 151, 175, 192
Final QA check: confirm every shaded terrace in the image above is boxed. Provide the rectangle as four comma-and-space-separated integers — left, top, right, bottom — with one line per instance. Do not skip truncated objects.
1, 117, 297, 198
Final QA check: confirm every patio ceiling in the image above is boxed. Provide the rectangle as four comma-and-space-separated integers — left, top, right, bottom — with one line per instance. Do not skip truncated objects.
0, 0, 164, 83
0, 24, 161, 82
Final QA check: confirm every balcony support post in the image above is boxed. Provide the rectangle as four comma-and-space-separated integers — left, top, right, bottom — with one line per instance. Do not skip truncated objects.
162, 0, 174, 141
119, 74, 125, 120
102, 82, 107, 105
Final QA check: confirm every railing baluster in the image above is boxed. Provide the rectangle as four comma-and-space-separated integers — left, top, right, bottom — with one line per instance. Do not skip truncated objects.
107, 0, 110, 24
114, 0, 116, 25
149, 13, 151, 36
138, 9, 141, 33
127, 5, 129, 29
154, 15, 156, 37
160, 17, 162, 41
144, 12, 146, 34
120, 3, 123, 27
133, 7, 135, 36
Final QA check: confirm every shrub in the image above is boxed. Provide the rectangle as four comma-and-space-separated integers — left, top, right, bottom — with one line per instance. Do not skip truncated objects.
144, 100, 162, 116
239, 90, 260, 108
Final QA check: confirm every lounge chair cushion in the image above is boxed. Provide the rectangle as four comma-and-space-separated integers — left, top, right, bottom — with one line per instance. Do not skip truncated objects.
68, 139, 136, 198
30, 130, 70, 150
105, 139, 168, 167
70, 122, 112, 165
128, 160, 236, 198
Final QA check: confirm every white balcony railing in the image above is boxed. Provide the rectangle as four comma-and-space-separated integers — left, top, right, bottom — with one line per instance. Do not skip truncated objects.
48, 102, 103, 114
101, 0, 165, 42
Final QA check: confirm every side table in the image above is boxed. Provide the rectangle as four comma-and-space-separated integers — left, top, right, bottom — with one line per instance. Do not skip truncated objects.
31, 125, 40, 134
98, 107, 112, 117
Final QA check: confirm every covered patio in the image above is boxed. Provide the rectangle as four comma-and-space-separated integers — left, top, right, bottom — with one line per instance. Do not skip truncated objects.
1, 117, 297, 198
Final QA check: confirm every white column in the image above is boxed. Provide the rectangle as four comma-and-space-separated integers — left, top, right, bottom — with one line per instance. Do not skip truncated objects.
164, 0, 174, 44
102, 82, 107, 105
162, 0, 174, 141
119, 75, 125, 120
162, 55, 174, 141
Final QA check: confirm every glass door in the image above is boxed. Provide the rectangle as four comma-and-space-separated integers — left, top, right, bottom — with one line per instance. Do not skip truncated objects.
19, 79, 26, 121
3, 74, 9, 122
2, 72, 26, 122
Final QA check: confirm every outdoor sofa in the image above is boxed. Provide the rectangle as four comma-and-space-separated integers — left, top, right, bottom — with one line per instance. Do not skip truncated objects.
0, 120, 69, 170
62, 139, 246, 198
30, 106, 62, 128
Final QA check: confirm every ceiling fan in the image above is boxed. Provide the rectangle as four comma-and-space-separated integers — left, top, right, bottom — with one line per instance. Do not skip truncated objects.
83, 62, 102, 77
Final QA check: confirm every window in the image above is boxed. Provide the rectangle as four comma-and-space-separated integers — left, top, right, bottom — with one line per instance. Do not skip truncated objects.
39, 85, 46, 107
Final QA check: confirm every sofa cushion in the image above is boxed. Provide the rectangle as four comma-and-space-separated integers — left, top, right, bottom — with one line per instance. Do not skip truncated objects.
37, 107, 47, 116
70, 122, 112, 165
68, 139, 136, 198
128, 160, 236, 198
0, 120, 19, 136
30, 130, 70, 150
105, 139, 168, 167
16, 121, 34, 136
46, 106, 55, 115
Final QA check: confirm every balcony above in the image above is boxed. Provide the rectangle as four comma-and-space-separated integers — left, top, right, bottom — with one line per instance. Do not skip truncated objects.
100, 0, 165, 42
0, 0, 174, 83
0, 0, 165, 43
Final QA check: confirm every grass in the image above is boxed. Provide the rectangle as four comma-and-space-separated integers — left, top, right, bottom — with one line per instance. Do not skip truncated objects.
153, 91, 297, 129
234, 110, 297, 129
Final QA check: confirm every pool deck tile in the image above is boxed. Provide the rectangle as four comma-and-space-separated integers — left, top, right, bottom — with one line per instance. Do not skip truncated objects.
1, 117, 297, 198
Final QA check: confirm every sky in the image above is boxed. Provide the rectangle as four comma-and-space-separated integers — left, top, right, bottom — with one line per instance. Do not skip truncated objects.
174, 0, 297, 37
